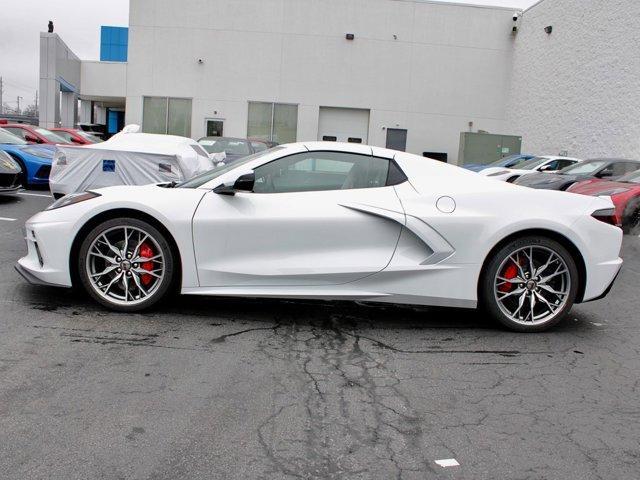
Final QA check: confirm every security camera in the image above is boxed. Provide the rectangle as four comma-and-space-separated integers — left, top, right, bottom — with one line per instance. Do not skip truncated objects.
197, 58, 204, 64
513, 12, 521, 21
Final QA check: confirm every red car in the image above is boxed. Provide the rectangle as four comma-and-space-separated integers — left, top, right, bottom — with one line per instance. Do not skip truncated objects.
568, 169, 640, 231
0, 121, 71, 145
50, 128, 103, 145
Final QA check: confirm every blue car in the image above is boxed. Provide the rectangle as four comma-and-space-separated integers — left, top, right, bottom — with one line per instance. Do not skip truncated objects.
0, 128, 55, 187
463, 154, 535, 172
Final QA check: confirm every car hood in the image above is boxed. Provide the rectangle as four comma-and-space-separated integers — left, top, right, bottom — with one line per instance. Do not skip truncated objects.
516, 172, 590, 188
569, 179, 640, 196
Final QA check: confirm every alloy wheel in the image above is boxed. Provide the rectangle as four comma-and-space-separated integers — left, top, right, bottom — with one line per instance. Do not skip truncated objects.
85, 225, 165, 306
493, 245, 571, 326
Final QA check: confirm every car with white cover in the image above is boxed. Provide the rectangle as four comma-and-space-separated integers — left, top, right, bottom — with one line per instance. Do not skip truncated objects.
49, 127, 213, 198
17, 142, 622, 332
479, 156, 582, 183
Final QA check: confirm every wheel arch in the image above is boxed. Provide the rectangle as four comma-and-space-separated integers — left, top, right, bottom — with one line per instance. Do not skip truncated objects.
69, 208, 183, 290
478, 228, 587, 303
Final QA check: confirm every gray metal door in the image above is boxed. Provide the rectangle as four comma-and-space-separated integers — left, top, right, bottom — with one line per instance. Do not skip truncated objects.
386, 128, 407, 152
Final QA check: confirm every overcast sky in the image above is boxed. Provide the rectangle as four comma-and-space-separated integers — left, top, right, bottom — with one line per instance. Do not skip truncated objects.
0, 0, 536, 112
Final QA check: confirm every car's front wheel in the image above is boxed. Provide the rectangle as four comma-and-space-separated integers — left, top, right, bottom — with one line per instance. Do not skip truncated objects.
77, 218, 175, 312
480, 236, 579, 332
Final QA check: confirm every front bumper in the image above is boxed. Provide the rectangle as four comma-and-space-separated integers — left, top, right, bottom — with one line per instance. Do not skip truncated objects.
16, 221, 74, 288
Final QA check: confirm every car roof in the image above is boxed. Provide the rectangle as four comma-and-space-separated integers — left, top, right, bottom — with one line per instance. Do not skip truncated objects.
585, 158, 640, 162
198, 136, 249, 142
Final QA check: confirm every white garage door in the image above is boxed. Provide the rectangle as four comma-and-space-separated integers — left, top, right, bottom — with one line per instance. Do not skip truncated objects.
317, 107, 370, 144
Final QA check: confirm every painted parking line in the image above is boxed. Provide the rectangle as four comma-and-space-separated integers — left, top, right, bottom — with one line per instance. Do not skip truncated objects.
435, 458, 460, 468
0, 217, 17, 222
18, 191, 52, 198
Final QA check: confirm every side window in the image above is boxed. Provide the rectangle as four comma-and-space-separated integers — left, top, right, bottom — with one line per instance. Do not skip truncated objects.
624, 162, 640, 174
58, 132, 72, 142
557, 160, 575, 169
611, 162, 630, 177
253, 152, 391, 193
5, 127, 26, 140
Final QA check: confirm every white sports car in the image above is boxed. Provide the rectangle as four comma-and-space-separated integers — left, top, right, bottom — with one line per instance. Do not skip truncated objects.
16, 142, 622, 332
480, 155, 582, 183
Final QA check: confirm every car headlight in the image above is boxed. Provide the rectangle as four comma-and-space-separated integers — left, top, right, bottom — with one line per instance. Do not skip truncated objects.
22, 146, 54, 159
488, 170, 510, 177
45, 191, 101, 210
0, 151, 20, 171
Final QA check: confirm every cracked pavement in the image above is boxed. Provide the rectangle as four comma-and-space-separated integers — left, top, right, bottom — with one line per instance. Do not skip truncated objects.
1, 192, 640, 479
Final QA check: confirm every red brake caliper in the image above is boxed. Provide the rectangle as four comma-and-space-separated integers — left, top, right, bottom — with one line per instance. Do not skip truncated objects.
139, 243, 155, 286
498, 262, 518, 293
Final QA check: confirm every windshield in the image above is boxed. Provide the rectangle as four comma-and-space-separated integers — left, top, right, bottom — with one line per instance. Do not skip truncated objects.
618, 170, 640, 184
515, 157, 549, 170
77, 131, 103, 143
560, 160, 606, 175
486, 155, 528, 168
34, 127, 69, 143
199, 138, 252, 155
0, 128, 27, 145
179, 147, 285, 188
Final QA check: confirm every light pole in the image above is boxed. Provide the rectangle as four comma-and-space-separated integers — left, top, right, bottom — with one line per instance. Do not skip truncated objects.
17, 96, 23, 115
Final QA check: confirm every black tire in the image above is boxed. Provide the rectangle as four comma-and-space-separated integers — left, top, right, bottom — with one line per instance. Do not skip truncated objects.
622, 198, 640, 235
480, 235, 579, 332
77, 217, 175, 312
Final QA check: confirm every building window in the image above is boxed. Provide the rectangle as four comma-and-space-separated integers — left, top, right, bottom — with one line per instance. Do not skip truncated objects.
247, 102, 297, 144
142, 97, 192, 137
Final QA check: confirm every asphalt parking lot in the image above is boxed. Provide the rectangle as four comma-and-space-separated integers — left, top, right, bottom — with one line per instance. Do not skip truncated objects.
1, 191, 639, 480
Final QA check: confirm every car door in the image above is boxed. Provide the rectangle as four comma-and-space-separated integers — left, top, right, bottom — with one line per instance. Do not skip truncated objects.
192, 149, 405, 287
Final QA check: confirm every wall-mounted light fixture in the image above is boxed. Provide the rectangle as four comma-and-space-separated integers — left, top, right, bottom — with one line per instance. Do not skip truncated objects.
345, 33, 355, 40
544, 25, 553, 34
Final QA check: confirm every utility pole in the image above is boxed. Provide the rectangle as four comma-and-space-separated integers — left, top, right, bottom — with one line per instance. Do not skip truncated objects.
17, 95, 22, 115
35, 90, 38, 114
0, 77, 3, 115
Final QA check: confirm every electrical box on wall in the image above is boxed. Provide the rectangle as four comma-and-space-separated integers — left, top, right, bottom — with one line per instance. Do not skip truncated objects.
458, 132, 522, 166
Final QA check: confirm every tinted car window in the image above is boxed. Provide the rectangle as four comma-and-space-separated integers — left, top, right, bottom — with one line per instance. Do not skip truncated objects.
561, 161, 607, 175
34, 127, 68, 143
0, 128, 27, 145
253, 152, 390, 193
4, 127, 27, 140
199, 138, 252, 155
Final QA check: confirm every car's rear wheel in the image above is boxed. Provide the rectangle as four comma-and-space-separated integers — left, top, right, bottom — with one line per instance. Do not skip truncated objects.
480, 236, 579, 332
622, 199, 640, 235
77, 218, 175, 312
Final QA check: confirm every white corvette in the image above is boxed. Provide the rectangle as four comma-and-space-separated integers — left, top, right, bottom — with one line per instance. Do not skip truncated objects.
17, 142, 622, 332
480, 155, 582, 183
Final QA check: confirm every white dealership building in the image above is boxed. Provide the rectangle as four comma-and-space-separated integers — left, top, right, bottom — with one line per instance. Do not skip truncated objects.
39, 0, 640, 164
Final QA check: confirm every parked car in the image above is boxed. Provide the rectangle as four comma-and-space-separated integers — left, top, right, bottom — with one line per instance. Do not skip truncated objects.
0, 150, 22, 194
51, 128, 104, 145
0, 127, 55, 187
197, 137, 255, 164
16, 142, 622, 333
463, 154, 536, 172
249, 138, 279, 152
479, 156, 581, 183
567, 169, 640, 231
515, 158, 640, 191
0, 122, 71, 145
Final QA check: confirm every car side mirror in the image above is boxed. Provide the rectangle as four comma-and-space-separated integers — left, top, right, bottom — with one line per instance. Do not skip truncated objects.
539, 165, 553, 172
597, 169, 614, 178
213, 172, 255, 196
25, 134, 39, 143
71, 138, 83, 144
